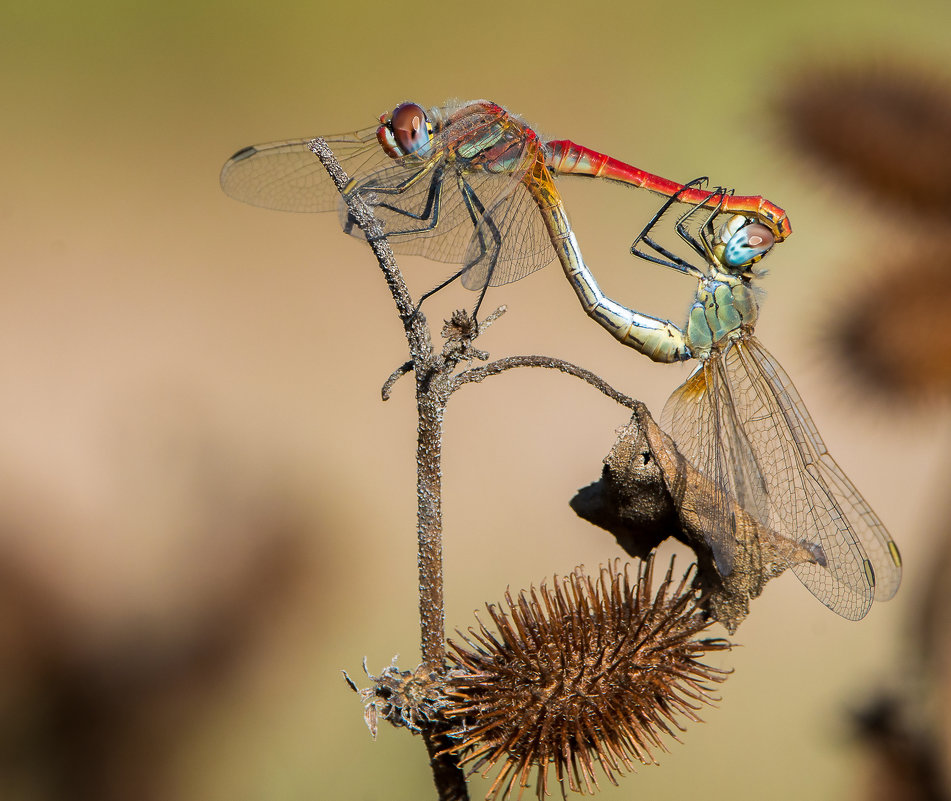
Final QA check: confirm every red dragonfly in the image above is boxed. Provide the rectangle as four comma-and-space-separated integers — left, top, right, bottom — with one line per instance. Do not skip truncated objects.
221, 99, 790, 313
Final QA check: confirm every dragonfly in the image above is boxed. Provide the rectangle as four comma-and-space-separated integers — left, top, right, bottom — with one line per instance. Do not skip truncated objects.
220, 99, 791, 317
548, 180, 901, 620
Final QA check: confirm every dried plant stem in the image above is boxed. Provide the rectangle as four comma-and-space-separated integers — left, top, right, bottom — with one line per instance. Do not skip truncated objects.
312, 138, 465, 797
423, 730, 471, 801
310, 138, 449, 672
453, 354, 638, 408
308, 139, 425, 345
382, 360, 414, 400
415, 381, 448, 667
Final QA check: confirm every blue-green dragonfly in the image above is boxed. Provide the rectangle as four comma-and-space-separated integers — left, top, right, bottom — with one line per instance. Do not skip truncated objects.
539, 181, 902, 620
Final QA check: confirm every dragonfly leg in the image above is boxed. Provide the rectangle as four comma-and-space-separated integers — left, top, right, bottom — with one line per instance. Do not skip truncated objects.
407, 174, 501, 323
343, 163, 443, 237
631, 178, 711, 278
366, 166, 447, 239
457, 175, 495, 276
412, 266, 467, 315
459, 178, 503, 321
403, 265, 464, 330
674, 186, 727, 263
351, 158, 437, 200
700, 195, 728, 259
639, 236, 703, 274
470, 251, 496, 321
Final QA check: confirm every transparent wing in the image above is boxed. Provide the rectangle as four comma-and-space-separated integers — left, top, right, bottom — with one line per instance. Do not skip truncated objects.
219, 127, 385, 212
662, 362, 739, 576
725, 337, 902, 619
221, 106, 538, 269
460, 179, 558, 290
343, 157, 528, 267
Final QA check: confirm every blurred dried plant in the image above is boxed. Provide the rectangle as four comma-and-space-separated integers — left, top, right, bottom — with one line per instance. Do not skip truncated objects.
778, 59, 951, 799
778, 61, 951, 404
778, 63, 951, 219
0, 414, 315, 801
830, 247, 951, 401
851, 698, 946, 801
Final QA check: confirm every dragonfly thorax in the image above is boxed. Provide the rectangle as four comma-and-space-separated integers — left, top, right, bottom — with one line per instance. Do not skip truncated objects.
685, 275, 759, 355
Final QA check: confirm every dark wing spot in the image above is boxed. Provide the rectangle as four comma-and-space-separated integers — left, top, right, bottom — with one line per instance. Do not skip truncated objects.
229, 145, 258, 162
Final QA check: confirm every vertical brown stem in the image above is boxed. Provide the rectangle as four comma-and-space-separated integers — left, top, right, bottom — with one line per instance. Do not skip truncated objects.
416, 379, 446, 669
422, 729, 469, 801
312, 137, 464, 799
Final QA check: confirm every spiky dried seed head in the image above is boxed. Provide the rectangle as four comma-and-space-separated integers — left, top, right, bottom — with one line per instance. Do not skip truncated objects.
442, 557, 731, 800
443, 310, 479, 342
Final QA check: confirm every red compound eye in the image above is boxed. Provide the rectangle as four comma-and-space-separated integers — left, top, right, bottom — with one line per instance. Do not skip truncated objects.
390, 102, 430, 155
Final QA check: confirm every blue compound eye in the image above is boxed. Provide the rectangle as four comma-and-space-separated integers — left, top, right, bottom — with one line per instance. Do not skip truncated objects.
722, 222, 775, 268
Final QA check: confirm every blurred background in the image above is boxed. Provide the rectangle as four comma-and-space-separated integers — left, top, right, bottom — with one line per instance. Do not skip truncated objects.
3, 0, 951, 798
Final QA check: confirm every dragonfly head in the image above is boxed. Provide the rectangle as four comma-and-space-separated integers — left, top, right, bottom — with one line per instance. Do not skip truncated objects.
714, 215, 775, 274
377, 102, 433, 159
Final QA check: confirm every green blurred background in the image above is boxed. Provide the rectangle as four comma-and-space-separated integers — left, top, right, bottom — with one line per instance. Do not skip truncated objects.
2, 0, 949, 798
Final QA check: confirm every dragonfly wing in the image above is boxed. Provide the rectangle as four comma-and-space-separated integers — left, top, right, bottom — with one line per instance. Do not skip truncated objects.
344, 159, 526, 267
460, 180, 557, 290
711, 347, 773, 525
219, 127, 384, 212
222, 105, 548, 274
662, 361, 740, 576
727, 337, 901, 619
